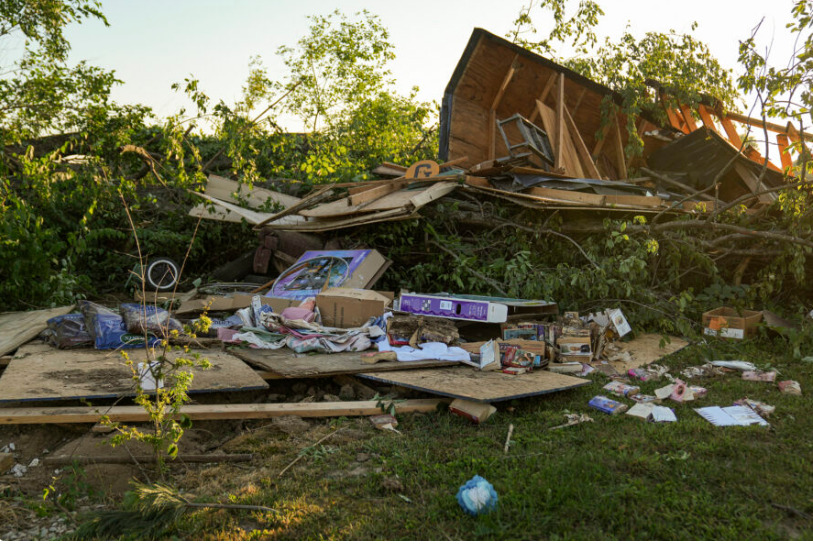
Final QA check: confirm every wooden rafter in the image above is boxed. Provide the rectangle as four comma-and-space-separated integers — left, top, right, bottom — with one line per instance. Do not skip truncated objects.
489, 54, 519, 160
554, 73, 565, 170
528, 72, 558, 123
776, 133, 793, 172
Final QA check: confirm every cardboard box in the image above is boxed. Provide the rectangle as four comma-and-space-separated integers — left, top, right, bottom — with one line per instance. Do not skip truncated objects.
396, 292, 508, 322
316, 288, 391, 328
176, 295, 297, 315
449, 399, 497, 424
267, 249, 391, 300
702, 307, 763, 340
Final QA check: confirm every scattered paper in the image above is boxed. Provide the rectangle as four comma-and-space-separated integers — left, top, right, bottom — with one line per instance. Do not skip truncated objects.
626, 403, 654, 419
710, 360, 756, 371
650, 406, 677, 422
694, 406, 769, 427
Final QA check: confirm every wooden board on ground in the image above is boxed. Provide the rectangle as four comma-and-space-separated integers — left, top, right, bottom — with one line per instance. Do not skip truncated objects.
605, 333, 689, 373
232, 349, 459, 379
0, 399, 446, 425
0, 344, 268, 402
357, 366, 589, 403
0, 305, 74, 356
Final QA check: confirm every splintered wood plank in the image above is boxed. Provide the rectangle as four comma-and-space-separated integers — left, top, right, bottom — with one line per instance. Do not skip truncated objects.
357, 366, 589, 403
301, 184, 437, 218
205, 174, 300, 209
347, 180, 409, 207
557, 99, 602, 179
0, 346, 268, 402
0, 305, 75, 356
232, 349, 458, 379
0, 399, 447, 425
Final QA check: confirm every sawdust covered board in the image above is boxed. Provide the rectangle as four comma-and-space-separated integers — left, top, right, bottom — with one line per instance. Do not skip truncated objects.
232, 349, 458, 378
0, 305, 75, 356
605, 333, 688, 373
357, 366, 589, 403
0, 343, 268, 402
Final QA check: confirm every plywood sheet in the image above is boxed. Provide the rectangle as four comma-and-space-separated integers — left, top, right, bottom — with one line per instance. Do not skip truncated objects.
0, 345, 267, 402
0, 305, 75, 356
357, 366, 589, 403
300, 182, 457, 219
605, 333, 689, 373
232, 349, 458, 378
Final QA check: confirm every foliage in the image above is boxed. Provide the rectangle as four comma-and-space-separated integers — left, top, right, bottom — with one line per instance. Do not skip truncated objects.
738, 0, 813, 176
277, 9, 396, 132
508, 0, 739, 156
42, 461, 98, 512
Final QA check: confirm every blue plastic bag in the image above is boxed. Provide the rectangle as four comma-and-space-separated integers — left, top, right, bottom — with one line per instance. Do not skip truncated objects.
78, 301, 159, 350
456, 475, 498, 516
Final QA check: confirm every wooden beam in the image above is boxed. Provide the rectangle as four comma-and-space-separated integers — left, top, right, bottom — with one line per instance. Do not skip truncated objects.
489, 55, 519, 160
719, 115, 744, 148
612, 116, 628, 179
678, 104, 698, 131
776, 133, 793, 172
726, 111, 813, 140
0, 400, 448, 425
659, 93, 687, 133
554, 73, 566, 170
592, 121, 613, 158
529, 72, 558, 123
697, 104, 720, 134
552, 98, 601, 179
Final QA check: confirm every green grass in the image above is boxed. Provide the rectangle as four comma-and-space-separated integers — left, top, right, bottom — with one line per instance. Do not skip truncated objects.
81, 334, 813, 539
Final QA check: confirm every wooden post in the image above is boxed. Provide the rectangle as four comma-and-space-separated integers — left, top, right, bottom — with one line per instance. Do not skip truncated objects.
554, 73, 566, 170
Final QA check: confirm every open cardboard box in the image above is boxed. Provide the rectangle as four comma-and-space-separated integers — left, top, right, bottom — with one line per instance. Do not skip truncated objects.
702, 306, 763, 340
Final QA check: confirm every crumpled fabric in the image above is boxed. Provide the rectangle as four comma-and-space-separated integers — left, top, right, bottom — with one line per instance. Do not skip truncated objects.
218, 327, 288, 349
377, 339, 471, 363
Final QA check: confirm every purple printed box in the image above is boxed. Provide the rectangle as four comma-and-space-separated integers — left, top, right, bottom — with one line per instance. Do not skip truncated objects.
396, 292, 508, 323
267, 250, 388, 301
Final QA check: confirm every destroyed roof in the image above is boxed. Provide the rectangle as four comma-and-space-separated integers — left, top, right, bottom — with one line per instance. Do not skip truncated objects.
647, 127, 784, 204
438, 28, 675, 174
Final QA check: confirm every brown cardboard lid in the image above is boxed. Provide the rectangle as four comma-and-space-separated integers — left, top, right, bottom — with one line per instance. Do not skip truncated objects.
316, 288, 391, 303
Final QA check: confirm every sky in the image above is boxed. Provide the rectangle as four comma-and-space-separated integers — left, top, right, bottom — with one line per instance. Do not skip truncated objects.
51, 0, 800, 132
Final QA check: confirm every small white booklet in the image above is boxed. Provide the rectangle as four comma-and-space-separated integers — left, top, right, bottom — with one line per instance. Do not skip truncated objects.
650, 405, 677, 422
694, 406, 769, 427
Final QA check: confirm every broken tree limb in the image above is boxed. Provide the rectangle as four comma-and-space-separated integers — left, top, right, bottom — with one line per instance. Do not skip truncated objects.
640, 167, 718, 201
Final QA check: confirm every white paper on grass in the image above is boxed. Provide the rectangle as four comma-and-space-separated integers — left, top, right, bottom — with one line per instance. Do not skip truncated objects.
710, 360, 757, 371
626, 403, 654, 419
650, 405, 677, 422
694, 406, 769, 427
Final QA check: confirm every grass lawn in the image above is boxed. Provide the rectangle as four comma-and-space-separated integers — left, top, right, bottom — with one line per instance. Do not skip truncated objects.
77, 333, 813, 539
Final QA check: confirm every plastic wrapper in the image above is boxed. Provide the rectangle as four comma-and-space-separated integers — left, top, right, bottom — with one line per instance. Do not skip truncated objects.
456, 475, 498, 516
45, 313, 93, 349
120, 303, 182, 337
78, 301, 159, 350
